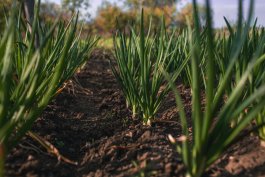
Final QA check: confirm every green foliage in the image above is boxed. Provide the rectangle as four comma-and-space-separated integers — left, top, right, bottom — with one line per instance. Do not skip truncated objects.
214, 19, 265, 127
94, 3, 135, 36
0, 1, 98, 175
93, 0, 179, 36
40, 2, 62, 21
0, 0, 12, 31
124, 0, 179, 9
165, 0, 265, 176
111, 11, 188, 125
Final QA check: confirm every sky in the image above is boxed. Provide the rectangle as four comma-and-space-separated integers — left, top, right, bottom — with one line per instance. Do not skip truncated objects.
47, 0, 265, 28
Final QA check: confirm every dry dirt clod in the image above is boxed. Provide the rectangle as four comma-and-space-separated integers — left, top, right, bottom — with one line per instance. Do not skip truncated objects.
260, 140, 265, 147
138, 152, 149, 161
125, 131, 133, 138
138, 130, 152, 142
165, 163, 172, 174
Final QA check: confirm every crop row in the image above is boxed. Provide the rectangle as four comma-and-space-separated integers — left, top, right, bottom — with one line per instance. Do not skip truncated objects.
112, 0, 265, 176
1, 0, 265, 177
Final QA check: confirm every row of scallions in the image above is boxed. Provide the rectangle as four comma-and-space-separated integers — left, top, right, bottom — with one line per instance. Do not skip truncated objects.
111, 10, 188, 125
0, 1, 98, 176
164, 0, 265, 176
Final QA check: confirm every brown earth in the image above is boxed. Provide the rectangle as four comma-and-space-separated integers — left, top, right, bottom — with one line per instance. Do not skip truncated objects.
5, 48, 265, 177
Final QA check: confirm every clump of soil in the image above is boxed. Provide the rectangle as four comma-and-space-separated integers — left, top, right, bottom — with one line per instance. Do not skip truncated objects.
5, 48, 265, 177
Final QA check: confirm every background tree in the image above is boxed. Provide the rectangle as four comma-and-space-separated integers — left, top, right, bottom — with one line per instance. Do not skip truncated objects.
40, 1, 71, 21
0, 0, 204, 37
176, 3, 206, 28
62, 0, 90, 19
94, 1, 135, 36
93, 0, 203, 35
124, 0, 178, 9
124, 0, 179, 28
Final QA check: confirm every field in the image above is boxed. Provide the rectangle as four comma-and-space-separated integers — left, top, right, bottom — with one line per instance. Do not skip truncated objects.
3, 1, 265, 177
4, 49, 265, 177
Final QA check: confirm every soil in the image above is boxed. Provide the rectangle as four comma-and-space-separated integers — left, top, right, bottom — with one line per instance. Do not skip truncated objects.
5, 48, 265, 177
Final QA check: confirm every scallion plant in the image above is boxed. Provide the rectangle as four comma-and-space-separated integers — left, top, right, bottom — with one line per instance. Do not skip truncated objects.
166, 0, 265, 176
215, 14, 265, 128
112, 11, 188, 125
0, 1, 98, 175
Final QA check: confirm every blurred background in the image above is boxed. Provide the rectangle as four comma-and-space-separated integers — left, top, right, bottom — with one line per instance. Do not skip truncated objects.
1, 0, 265, 38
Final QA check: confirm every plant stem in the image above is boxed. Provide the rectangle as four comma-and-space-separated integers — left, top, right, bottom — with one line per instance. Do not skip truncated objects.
23, 0, 39, 48
132, 105, 137, 119
143, 114, 152, 126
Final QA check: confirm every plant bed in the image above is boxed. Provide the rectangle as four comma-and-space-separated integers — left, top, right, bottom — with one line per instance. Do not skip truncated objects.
5, 49, 265, 177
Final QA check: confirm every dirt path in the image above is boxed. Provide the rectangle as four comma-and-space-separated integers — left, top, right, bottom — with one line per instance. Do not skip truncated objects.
5, 49, 265, 177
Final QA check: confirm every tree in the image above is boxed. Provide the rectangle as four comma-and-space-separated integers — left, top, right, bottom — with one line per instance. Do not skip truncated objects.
124, 0, 178, 28
125, 0, 178, 9
62, 0, 90, 18
176, 3, 206, 28
40, 2, 71, 21
94, 2, 135, 36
